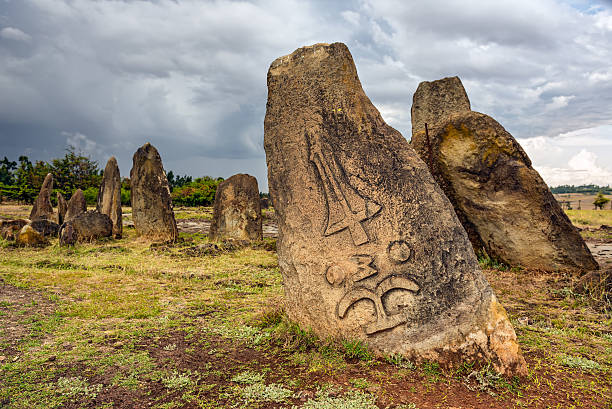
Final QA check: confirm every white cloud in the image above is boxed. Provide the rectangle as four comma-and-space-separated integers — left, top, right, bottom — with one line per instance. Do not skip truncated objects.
518, 126, 612, 186
341, 10, 360, 26
594, 9, 612, 30
535, 149, 612, 186
62, 131, 101, 157
545, 95, 575, 110
0, 27, 31, 42
568, 149, 612, 176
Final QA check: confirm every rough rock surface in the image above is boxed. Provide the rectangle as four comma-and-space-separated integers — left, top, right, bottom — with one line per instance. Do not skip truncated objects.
411, 76, 470, 138
1, 219, 28, 240
57, 193, 67, 225
97, 156, 123, 238
17, 224, 47, 247
29, 173, 54, 221
209, 174, 263, 241
65, 189, 87, 222
30, 219, 60, 237
59, 222, 77, 246
411, 79, 597, 272
130, 143, 177, 241
60, 211, 112, 244
264, 43, 526, 376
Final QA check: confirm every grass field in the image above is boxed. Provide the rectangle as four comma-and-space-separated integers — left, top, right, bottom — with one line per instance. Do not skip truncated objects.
0, 205, 610, 408
566, 209, 612, 227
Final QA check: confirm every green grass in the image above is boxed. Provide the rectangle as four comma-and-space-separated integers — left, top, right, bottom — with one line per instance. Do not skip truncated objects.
231, 370, 265, 384
558, 354, 602, 371
565, 209, 612, 227
341, 339, 373, 361
294, 389, 378, 409
237, 382, 293, 403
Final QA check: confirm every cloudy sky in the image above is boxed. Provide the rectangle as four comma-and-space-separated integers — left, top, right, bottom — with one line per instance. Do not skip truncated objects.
1, 0, 612, 191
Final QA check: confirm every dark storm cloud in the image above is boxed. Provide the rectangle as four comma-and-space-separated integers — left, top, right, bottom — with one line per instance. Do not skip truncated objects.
0, 0, 611, 189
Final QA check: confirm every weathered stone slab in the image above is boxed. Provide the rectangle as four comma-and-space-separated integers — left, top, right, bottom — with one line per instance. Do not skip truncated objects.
0, 219, 28, 241
29, 173, 54, 221
97, 156, 123, 238
59, 222, 77, 246
17, 224, 48, 247
65, 189, 87, 222
30, 219, 60, 237
411, 76, 470, 137
59, 211, 112, 245
210, 174, 263, 241
411, 78, 598, 272
264, 43, 526, 376
130, 143, 177, 241
57, 192, 67, 225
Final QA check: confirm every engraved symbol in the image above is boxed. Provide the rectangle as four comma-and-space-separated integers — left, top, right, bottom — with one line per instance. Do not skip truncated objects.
388, 241, 411, 263
325, 255, 375, 286
337, 276, 419, 335
326, 265, 346, 286
350, 255, 377, 282
308, 131, 381, 245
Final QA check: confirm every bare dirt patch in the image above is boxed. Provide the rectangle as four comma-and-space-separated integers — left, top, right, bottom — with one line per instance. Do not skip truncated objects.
0, 277, 57, 362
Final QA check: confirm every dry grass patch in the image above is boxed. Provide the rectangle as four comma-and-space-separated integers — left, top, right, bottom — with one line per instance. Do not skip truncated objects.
565, 209, 612, 228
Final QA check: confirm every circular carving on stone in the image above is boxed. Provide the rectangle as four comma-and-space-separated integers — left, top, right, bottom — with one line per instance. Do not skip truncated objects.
388, 240, 412, 263
325, 264, 346, 286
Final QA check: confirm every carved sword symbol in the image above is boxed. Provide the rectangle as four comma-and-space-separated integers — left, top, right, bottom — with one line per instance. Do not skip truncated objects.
308, 131, 381, 246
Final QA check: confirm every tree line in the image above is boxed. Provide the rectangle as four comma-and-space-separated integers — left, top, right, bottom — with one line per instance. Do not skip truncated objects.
550, 184, 612, 194
0, 147, 224, 207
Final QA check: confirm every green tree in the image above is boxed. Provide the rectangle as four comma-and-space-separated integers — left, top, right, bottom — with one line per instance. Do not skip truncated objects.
120, 177, 131, 206
167, 170, 192, 191
14, 155, 38, 203
171, 176, 223, 206
50, 146, 101, 197
0, 157, 17, 185
593, 192, 610, 210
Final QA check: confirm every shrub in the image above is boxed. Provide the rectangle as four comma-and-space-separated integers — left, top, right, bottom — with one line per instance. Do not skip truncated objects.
121, 187, 131, 206
83, 187, 98, 206
171, 176, 223, 206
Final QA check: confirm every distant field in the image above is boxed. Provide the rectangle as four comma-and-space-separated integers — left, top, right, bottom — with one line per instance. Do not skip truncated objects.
554, 192, 612, 210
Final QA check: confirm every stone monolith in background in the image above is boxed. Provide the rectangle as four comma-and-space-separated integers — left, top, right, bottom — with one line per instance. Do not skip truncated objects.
264, 42, 526, 376
411, 76, 470, 137
59, 211, 112, 245
65, 189, 87, 222
130, 143, 177, 241
0, 219, 28, 240
29, 219, 60, 237
29, 173, 54, 221
97, 156, 123, 238
411, 77, 598, 272
209, 174, 263, 241
17, 224, 47, 247
57, 192, 68, 225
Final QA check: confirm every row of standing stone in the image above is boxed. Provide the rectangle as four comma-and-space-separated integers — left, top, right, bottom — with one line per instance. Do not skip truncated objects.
130, 142, 263, 242
1, 143, 263, 246
3, 41, 598, 377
